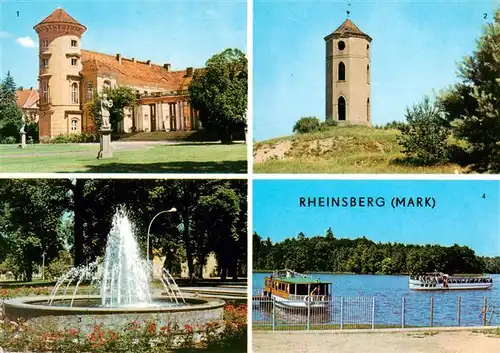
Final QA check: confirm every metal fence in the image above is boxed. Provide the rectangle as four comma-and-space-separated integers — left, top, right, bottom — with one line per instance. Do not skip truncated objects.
252, 294, 499, 330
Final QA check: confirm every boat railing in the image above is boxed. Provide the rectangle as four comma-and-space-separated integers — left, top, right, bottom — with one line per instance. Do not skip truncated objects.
288, 294, 331, 302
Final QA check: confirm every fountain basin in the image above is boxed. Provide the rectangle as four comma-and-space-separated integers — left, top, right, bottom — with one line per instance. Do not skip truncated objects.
4, 295, 224, 330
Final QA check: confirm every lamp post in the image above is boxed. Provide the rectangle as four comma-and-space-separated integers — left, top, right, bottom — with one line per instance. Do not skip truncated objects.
146, 207, 177, 266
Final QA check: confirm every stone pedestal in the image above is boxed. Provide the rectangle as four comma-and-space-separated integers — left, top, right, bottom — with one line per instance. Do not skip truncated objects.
98, 128, 113, 159
19, 132, 26, 148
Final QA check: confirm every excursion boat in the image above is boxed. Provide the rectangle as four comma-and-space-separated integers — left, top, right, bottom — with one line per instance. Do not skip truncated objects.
262, 269, 332, 309
409, 272, 493, 291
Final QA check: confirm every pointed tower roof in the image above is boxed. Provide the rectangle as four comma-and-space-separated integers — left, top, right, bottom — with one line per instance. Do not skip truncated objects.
325, 18, 372, 42
34, 8, 86, 32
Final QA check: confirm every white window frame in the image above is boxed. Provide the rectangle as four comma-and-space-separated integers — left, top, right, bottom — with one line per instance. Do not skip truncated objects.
71, 119, 78, 131
42, 81, 49, 102
86, 82, 93, 100
71, 83, 79, 104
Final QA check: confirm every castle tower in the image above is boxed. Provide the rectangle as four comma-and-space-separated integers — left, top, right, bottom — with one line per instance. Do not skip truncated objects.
325, 18, 372, 126
34, 8, 86, 138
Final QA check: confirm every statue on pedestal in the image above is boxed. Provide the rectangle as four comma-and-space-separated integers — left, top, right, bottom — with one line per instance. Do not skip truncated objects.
100, 94, 113, 130
19, 114, 26, 134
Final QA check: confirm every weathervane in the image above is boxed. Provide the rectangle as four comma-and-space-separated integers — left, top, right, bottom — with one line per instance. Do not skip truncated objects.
347, 0, 351, 18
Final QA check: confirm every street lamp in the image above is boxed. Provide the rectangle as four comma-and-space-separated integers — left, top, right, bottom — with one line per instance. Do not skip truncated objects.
146, 207, 177, 265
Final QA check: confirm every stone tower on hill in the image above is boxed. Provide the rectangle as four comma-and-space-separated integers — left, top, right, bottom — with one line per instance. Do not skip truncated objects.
324, 18, 372, 126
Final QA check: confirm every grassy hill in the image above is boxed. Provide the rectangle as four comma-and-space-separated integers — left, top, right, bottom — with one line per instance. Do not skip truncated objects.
253, 126, 463, 174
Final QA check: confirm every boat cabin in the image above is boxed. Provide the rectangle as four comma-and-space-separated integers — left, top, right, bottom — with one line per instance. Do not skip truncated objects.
264, 275, 332, 301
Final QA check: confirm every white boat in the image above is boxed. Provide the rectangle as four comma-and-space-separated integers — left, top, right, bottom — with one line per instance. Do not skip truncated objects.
262, 269, 332, 309
409, 272, 493, 291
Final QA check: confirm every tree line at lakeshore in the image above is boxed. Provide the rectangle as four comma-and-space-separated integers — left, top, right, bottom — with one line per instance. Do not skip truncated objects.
253, 230, 500, 275
292, 9, 499, 173
0, 47, 247, 144
0, 179, 247, 282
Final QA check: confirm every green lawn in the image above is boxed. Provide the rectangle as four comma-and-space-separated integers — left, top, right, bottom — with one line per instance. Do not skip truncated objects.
254, 126, 464, 174
0, 143, 247, 173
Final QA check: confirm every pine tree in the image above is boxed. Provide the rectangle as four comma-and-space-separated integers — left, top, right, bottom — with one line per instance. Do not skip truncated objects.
0, 71, 23, 142
440, 9, 500, 172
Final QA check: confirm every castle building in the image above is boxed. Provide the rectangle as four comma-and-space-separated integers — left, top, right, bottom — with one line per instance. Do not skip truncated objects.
34, 8, 200, 139
324, 18, 372, 126
16, 88, 39, 122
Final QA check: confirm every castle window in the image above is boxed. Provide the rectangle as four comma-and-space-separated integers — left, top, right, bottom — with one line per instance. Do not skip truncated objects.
103, 80, 111, 90
71, 58, 78, 66
86, 82, 93, 100
367, 98, 370, 121
338, 62, 346, 81
338, 41, 345, 51
41, 59, 49, 68
41, 39, 49, 49
71, 40, 78, 47
338, 96, 346, 121
71, 83, 79, 104
71, 119, 78, 131
367, 65, 370, 84
41, 81, 49, 103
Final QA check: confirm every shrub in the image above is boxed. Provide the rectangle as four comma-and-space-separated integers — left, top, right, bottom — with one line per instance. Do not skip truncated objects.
293, 116, 321, 134
49, 133, 99, 144
397, 96, 451, 165
47, 251, 73, 279
0, 136, 16, 144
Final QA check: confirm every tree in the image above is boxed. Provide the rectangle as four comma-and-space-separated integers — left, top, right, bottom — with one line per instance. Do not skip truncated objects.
438, 9, 500, 172
0, 71, 24, 143
87, 86, 137, 132
397, 96, 451, 165
292, 117, 321, 134
189, 48, 247, 143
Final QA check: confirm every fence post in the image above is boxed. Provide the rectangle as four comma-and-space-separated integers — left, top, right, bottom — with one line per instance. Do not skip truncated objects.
430, 297, 434, 327
307, 297, 311, 330
457, 297, 461, 326
483, 297, 487, 326
371, 297, 375, 329
340, 296, 344, 329
401, 297, 406, 328
272, 297, 276, 331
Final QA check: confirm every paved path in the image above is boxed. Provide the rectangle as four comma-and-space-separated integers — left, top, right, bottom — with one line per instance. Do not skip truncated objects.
253, 329, 500, 353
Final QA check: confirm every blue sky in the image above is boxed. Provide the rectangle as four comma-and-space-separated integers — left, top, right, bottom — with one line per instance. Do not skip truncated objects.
253, 0, 496, 141
0, 0, 246, 88
253, 180, 500, 257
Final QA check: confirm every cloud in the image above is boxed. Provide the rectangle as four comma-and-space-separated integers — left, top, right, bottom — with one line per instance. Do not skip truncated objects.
16, 36, 36, 48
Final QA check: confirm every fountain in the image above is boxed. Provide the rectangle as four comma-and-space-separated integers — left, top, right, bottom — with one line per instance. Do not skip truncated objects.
3, 209, 224, 330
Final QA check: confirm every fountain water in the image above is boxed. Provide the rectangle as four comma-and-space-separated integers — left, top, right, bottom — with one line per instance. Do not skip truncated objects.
46, 208, 185, 307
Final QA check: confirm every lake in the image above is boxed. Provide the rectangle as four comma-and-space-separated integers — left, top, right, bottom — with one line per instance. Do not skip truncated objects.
252, 272, 500, 327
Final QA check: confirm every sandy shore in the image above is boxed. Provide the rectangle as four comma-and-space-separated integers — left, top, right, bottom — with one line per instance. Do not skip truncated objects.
253, 329, 500, 353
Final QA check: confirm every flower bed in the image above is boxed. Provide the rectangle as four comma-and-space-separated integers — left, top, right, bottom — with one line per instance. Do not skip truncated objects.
0, 303, 247, 352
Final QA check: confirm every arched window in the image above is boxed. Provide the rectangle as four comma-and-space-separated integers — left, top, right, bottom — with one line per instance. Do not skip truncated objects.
338, 96, 346, 121
41, 81, 49, 103
86, 82, 93, 100
71, 119, 78, 131
71, 83, 78, 104
367, 65, 370, 84
367, 98, 370, 121
338, 62, 346, 81
103, 80, 111, 90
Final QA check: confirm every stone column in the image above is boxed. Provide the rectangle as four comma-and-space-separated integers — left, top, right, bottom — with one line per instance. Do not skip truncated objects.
98, 127, 112, 159
20, 132, 26, 148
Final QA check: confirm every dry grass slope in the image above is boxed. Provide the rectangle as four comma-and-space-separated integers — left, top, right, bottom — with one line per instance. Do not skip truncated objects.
253, 126, 463, 174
